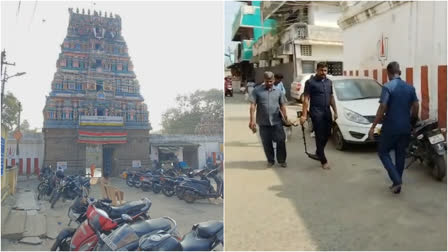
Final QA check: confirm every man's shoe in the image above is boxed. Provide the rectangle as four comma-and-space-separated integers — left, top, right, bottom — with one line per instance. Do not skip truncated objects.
322, 163, 330, 169
279, 163, 287, 168
390, 184, 402, 194
267, 162, 275, 168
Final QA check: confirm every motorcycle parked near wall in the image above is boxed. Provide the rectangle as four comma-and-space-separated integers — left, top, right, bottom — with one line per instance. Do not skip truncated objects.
37, 171, 58, 200
96, 216, 223, 251
177, 169, 223, 203
406, 119, 447, 181
51, 197, 151, 251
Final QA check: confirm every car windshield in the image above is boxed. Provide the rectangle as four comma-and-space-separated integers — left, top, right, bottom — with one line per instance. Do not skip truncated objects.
333, 79, 382, 101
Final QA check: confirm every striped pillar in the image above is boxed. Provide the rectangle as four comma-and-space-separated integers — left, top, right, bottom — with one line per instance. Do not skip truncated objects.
355, 70, 359, 76
34, 158, 40, 175
421, 66, 429, 120
406, 67, 413, 85
364, 70, 369, 77
382, 69, 388, 84
11, 159, 16, 167
373, 69, 378, 81
26, 158, 31, 176
343, 70, 347, 76
438, 65, 447, 129
19, 158, 23, 175
349, 70, 353, 76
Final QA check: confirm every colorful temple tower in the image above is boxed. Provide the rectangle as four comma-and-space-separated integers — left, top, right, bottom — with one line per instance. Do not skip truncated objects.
42, 8, 151, 176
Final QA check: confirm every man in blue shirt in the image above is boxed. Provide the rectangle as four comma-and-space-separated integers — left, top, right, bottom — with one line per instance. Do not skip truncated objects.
274, 73, 286, 95
300, 62, 338, 169
249, 71, 289, 168
369, 61, 419, 194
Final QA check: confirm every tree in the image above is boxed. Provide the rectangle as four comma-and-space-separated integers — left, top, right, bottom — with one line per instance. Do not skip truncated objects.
161, 89, 223, 135
1, 92, 21, 131
20, 119, 39, 133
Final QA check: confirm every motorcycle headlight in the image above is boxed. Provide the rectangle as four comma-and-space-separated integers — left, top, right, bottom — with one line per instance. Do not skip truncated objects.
343, 108, 370, 125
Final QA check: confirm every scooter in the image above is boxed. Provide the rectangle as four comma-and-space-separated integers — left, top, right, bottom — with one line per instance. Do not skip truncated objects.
97, 217, 223, 251
162, 169, 207, 198
177, 168, 223, 203
51, 197, 151, 251
406, 119, 447, 181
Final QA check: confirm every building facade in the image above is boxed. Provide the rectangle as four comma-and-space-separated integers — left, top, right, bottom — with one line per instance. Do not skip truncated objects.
42, 8, 151, 176
338, 1, 447, 127
253, 1, 344, 98
149, 134, 223, 170
6, 132, 44, 176
229, 1, 277, 89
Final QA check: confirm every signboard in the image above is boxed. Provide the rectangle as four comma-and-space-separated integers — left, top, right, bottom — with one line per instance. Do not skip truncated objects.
79, 116, 124, 126
57, 161, 67, 171
14, 130, 23, 141
377, 33, 389, 66
132, 160, 141, 168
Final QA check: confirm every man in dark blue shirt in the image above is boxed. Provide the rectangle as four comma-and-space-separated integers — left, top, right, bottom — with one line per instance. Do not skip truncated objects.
249, 71, 289, 168
369, 61, 419, 194
300, 62, 338, 169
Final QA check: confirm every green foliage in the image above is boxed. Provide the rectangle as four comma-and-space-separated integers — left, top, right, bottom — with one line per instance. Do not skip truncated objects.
1, 92, 21, 131
161, 89, 223, 135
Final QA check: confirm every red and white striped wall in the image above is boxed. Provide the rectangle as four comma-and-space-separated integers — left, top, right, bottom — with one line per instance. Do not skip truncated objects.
6, 157, 41, 176
343, 65, 447, 128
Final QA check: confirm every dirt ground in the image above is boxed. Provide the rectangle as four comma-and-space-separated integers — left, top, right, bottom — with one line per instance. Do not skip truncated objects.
224, 93, 447, 251
1, 176, 223, 251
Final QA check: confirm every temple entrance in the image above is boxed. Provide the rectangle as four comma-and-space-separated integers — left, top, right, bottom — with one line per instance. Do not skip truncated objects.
85, 144, 103, 177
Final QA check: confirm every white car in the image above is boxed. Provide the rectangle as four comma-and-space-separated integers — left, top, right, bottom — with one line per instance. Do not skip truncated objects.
290, 73, 332, 103
330, 76, 383, 150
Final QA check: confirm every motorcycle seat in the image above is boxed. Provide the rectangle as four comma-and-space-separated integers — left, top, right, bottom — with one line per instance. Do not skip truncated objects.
131, 218, 172, 237
110, 198, 151, 218
196, 221, 223, 239
188, 179, 210, 186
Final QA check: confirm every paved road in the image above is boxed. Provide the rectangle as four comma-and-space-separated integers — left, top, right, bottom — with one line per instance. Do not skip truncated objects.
2, 177, 223, 251
224, 93, 447, 251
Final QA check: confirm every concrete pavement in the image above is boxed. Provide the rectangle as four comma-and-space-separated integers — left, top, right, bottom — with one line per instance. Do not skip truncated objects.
224, 93, 447, 251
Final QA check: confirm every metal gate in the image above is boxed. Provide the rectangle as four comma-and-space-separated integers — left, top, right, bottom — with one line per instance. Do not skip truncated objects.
103, 148, 113, 177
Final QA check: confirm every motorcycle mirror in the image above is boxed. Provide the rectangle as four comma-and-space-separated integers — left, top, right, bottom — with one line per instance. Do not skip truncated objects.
122, 214, 133, 222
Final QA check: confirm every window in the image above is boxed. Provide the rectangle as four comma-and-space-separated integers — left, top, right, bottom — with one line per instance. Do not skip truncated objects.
96, 59, 102, 68
302, 61, 315, 73
69, 112, 74, 119
123, 64, 128, 72
76, 83, 83, 90
68, 82, 75, 90
62, 112, 67, 119
49, 112, 54, 119
300, 45, 312, 56
55, 83, 63, 89
67, 58, 73, 68
95, 44, 101, 50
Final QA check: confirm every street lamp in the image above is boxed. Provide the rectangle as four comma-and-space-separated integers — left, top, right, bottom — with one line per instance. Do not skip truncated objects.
1, 70, 26, 112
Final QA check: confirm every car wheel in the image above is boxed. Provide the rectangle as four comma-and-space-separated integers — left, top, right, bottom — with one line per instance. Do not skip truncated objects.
333, 125, 347, 151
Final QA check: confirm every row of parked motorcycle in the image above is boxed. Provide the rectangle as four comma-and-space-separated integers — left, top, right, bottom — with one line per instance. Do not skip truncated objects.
50, 190, 223, 250
37, 168, 91, 208
124, 167, 224, 203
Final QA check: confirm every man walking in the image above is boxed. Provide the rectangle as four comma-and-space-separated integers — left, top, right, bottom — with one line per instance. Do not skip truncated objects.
274, 73, 286, 95
300, 62, 338, 169
369, 61, 419, 194
249, 71, 289, 168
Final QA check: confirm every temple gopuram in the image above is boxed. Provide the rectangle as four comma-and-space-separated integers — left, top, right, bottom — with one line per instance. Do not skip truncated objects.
42, 8, 151, 176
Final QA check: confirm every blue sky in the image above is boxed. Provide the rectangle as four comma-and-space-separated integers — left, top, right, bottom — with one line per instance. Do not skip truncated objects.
224, 1, 241, 66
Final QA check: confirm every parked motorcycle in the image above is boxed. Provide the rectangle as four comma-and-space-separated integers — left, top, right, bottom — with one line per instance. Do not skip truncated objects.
50, 175, 90, 208
96, 216, 223, 251
126, 171, 145, 188
177, 168, 223, 203
67, 195, 151, 227
51, 197, 151, 251
406, 119, 447, 181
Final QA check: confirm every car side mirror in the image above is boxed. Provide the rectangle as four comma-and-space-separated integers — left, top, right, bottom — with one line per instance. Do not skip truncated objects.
122, 214, 132, 222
